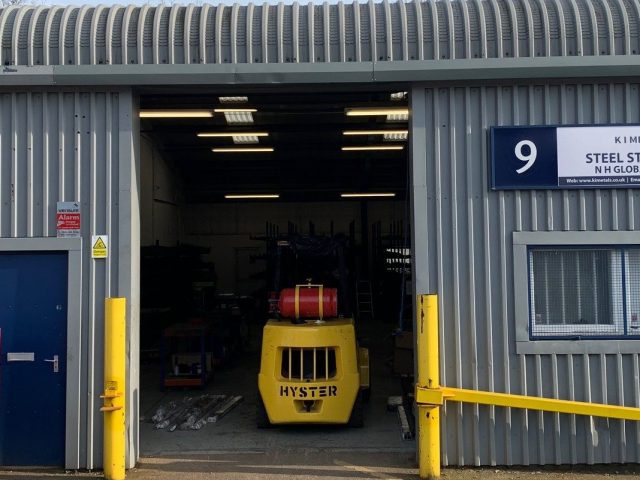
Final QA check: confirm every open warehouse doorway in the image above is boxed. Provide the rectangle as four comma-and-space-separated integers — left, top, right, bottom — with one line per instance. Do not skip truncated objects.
137, 88, 415, 454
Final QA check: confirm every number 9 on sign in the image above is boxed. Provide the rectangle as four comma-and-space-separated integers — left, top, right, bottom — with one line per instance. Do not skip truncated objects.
515, 140, 537, 174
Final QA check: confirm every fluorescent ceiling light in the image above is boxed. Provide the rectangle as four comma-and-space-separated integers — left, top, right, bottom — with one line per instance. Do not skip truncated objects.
383, 132, 409, 141
233, 135, 260, 144
390, 91, 408, 101
341, 145, 404, 151
139, 109, 213, 118
198, 132, 267, 144
387, 113, 410, 122
343, 130, 408, 136
197, 132, 269, 137
341, 193, 396, 198
214, 108, 257, 113
219, 96, 249, 103
225, 194, 280, 199
224, 111, 254, 125
345, 107, 409, 117
212, 147, 274, 153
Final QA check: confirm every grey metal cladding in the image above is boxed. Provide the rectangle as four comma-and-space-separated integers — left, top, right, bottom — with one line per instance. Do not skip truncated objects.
1, 0, 639, 67
0, 90, 135, 470
411, 82, 640, 466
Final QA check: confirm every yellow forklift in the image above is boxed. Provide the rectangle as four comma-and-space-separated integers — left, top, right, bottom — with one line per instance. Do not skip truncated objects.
257, 284, 370, 427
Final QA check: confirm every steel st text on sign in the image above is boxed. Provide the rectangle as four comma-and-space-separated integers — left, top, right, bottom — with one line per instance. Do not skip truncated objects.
490, 125, 640, 189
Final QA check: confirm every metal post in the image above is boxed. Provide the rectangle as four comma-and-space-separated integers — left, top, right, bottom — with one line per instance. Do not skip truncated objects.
102, 298, 127, 480
417, 294, 440, 479
412, 297, 640, 475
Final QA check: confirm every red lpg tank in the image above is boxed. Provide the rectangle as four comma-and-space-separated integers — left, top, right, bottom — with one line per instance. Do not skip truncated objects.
278, 286, 338, 320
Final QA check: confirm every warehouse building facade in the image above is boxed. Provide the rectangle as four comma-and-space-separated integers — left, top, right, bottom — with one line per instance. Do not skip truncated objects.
1, 0, 640, 470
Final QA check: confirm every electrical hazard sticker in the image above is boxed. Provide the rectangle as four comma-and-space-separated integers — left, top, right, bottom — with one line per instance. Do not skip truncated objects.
92, 235, 109, 259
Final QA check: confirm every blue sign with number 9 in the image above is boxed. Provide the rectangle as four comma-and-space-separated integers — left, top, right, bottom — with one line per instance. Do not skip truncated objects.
490, 126, 558, 189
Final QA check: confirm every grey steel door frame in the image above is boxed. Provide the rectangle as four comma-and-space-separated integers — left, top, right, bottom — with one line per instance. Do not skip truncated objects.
0, 237, 82, 469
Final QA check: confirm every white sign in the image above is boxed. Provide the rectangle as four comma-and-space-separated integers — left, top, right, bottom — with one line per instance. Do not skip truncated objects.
7, 352, 35, 362
92, 235, 109, 259
557, 125, 640, 186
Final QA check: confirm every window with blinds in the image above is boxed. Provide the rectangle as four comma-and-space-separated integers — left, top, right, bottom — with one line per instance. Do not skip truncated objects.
528, 247, 640, 338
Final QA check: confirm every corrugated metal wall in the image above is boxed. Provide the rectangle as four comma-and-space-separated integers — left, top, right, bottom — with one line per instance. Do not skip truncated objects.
0, 0, 638, 67
411, 81, 640, 466
1, 0, 638, 469
0, 89, 137, 470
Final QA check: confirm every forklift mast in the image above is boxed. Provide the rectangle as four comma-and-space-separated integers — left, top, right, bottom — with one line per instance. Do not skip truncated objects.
260, 232, 355, 316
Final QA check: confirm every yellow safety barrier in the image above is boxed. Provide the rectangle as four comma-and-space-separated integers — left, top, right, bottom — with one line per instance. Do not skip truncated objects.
416, 386, 640, 421
415, 293, 640, 479
101, 298, 126, 480
416, 294, 440, 479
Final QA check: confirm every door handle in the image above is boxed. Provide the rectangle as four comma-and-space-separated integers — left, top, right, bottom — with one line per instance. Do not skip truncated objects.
44, 355, 59, 373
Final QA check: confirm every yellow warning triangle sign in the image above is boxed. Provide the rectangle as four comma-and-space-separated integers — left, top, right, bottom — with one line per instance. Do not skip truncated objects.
92, 235, 109, 259
93, 237, 106, 249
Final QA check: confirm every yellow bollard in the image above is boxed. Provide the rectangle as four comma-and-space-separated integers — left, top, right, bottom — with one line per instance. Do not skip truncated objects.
101, 298, 126, 480
416, 294, 440, 479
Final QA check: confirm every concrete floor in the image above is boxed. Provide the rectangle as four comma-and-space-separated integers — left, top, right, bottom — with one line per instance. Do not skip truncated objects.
133, 450, 418, 479
5, 321, 640, 479
139, 320, 415, 456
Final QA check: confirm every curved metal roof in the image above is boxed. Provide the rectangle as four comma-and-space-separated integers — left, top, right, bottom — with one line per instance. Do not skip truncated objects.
0, 0, 638, 68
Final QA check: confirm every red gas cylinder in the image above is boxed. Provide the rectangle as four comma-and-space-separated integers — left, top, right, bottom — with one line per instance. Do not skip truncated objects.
278, 286, 338, 320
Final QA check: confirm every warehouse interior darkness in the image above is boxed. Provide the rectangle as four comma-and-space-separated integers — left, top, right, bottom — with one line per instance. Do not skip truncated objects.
137, 88, 414, 452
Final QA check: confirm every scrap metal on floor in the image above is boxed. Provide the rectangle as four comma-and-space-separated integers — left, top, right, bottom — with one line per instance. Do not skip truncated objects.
147, 394, 243, 432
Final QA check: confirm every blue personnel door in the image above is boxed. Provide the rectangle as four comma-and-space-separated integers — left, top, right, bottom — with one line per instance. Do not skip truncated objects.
0, 252, 68, 466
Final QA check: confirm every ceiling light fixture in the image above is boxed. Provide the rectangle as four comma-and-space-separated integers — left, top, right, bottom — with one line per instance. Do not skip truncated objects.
214, 108, 257, 113
390, 91, 408, 101
139, 110, 213, 118
341, 193, 397, 198
223, 111, 255, 125
343, 130, 408, 136
233, 135, 260, 144
386, 113, 410, 122
341, 145, 404, 151
219, 96, 249, 103
383, 132, 409, 141
225, 194, 280, 199
197, 132, 269, 138
345, 107, 409, 117
212, 147, 274, 153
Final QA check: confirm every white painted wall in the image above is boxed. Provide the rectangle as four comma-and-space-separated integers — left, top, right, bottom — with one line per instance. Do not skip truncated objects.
140, 142, 407, 294
140, 134, 183, 246
183, 201, 406, 294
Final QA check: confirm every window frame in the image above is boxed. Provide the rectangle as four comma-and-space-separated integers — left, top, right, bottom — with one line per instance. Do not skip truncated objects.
528, 246, 624, 338
513, 231, 640, 354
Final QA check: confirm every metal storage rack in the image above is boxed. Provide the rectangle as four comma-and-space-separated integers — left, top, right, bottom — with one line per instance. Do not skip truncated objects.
160, 323, 215, 389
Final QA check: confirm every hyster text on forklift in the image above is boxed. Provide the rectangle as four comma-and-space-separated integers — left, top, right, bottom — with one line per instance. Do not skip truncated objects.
257, 285, 370, 427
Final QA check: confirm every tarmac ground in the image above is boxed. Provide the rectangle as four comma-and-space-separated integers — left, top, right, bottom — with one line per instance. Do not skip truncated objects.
1, 452, 640, 480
